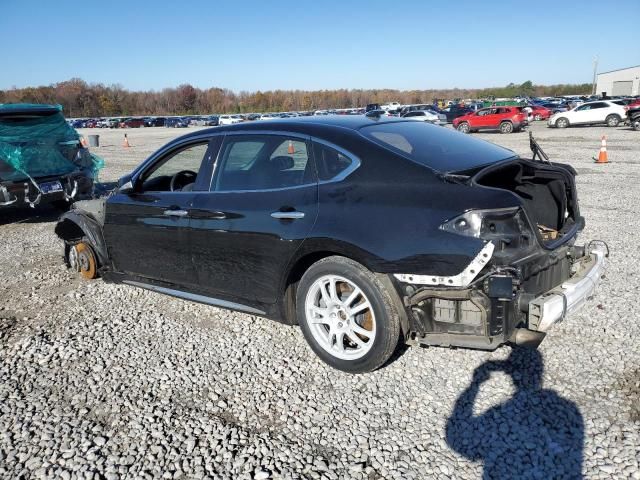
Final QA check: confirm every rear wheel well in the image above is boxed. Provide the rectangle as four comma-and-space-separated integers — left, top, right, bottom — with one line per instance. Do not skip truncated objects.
282, 252, 340, 325
281, 251, 409, 338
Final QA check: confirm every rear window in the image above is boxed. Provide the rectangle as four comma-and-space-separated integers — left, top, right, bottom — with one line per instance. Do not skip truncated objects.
360, 121, 516, 172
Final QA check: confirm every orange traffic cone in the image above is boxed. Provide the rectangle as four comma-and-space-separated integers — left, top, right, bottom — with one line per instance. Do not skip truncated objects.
595, 135, 608, 163
123, 133, 130, 148
80, 136, 88, 147
287, 140, 295, 155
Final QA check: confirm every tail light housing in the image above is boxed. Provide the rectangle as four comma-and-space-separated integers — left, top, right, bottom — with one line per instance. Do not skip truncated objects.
440, 207, 535, 250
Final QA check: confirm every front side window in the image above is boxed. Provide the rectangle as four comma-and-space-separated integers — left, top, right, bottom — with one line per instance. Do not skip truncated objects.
140, 142, 209, 192
214, 135, 314, 191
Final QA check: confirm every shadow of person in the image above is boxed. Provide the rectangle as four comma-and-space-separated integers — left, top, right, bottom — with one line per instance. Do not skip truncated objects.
446, 347, 584, 479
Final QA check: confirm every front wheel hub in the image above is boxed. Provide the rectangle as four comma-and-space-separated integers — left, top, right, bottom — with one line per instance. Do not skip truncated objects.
72, 242, 98, 280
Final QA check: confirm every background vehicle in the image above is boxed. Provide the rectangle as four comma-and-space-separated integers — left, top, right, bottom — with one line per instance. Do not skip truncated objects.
165, 117, 189, 128
627, 106, 640, 131
219, 114, 244, 125
442, 104, 473, 122
528, 105, 552, 121
453, 106, 528, 133
548, 100, 627, 128
120, 118, 145, 128
381, 102, 401, 111
0, 104, 102, 210
401, 110, 447, 125
260, 113, 281, 120
56, 117, 604, 373
539, 102, 569, 113
204, 115, 219, 126
144, 117, 166, 127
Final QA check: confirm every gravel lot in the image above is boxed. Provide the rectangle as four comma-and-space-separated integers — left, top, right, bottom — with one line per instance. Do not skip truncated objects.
1, 122, 638, 479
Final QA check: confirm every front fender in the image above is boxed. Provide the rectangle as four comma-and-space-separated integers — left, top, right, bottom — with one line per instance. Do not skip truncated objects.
55, 209, 109, 268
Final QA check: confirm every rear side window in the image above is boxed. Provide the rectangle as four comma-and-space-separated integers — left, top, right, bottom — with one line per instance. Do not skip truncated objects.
312, 142, 354, 181
360, 121, 515, 173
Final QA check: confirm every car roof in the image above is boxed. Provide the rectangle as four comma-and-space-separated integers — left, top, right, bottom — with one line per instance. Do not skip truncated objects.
0, 103, 62, 117
181, 114, 412, 139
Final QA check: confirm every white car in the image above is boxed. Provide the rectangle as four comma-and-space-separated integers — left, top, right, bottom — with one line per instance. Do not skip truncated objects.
381, 102, 401, 111
548, 100, 626, 128
259, 113, 279, 120
219, 115, 244, 125
401, 110, 447, 125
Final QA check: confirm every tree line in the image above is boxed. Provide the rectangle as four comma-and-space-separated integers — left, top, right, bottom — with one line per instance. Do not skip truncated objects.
0, 78, 593, 117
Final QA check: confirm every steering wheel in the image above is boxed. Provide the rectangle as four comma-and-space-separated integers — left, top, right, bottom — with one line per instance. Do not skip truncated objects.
169, 170, 197, 192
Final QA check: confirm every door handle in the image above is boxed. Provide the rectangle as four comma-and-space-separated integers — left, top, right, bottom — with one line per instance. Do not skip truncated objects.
271, 211, 305, 220
163, 209, 189, 217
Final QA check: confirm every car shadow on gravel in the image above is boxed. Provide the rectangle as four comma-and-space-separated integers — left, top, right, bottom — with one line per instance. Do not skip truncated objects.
0, 205, 63, 226
445, 347, 584, 479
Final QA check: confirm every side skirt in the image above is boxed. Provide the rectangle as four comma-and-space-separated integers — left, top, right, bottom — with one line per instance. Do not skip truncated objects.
123, 280, 266, 316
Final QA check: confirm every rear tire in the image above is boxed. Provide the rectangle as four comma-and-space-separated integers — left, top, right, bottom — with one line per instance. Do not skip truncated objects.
534, 114, 542, 121
555, 117, 569, 128
499, 121, 514, 134
633, 119, 640, 131
606, 114, 620, 127
296, 256, 401, 373
457, 122, 471, 134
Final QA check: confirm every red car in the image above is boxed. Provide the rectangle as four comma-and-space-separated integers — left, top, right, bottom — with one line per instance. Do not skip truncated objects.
119, 118, 145, 128
453, 106, 528, 134
529, 105, 552, 121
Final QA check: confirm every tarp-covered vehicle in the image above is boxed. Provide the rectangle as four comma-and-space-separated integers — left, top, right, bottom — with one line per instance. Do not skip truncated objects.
0, 103, 103, 209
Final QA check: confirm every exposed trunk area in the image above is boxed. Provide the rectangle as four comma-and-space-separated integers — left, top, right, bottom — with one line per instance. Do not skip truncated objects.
473, 159, 579, 245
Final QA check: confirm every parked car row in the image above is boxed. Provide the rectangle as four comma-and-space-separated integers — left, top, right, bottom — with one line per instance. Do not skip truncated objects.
65, 94, 639, 134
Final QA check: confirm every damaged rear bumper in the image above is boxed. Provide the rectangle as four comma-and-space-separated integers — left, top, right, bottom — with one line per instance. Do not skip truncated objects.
527, 242, 607, 333
0, 172, 93, 208
396, 241, 608, 350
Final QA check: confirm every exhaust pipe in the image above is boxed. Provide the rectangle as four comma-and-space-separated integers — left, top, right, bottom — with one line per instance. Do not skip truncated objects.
511, 328, 546, 349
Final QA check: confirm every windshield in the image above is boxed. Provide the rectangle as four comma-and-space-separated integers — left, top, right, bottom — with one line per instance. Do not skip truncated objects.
360, 121, 516, 172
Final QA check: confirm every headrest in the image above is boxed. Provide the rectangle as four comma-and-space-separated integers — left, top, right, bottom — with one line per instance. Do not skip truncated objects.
270, 155, 294, 171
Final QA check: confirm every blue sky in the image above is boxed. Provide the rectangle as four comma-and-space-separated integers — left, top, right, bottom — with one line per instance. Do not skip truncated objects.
1, 0, 638, 92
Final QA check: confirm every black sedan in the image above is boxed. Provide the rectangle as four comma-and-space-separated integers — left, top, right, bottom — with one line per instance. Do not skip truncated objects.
55, 116, 606, 372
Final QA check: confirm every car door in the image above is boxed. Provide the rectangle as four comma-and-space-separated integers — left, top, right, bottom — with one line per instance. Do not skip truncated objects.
474, 108, 494, 128
189, 133, 319, 307
570, 104, 594, 124
103, 138, 215, 287
586, 102, 609, 123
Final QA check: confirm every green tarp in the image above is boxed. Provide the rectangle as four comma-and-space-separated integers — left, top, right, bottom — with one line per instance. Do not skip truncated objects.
0, 103, 104, 183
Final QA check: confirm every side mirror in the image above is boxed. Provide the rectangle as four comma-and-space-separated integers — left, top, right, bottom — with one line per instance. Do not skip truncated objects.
117, 174, 134, 193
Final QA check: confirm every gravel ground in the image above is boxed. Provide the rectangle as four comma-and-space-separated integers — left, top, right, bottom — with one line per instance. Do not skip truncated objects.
1, 122, 638, 479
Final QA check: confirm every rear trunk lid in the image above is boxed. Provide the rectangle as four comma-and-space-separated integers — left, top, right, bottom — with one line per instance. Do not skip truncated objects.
460, 158, 582, 249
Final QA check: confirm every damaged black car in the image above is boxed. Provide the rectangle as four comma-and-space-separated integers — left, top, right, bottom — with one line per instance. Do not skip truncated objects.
0, 103, 103, 209
55, 116, 606, 373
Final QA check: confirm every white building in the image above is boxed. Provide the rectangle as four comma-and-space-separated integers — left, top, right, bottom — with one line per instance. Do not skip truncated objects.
596, 65, 640, 97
